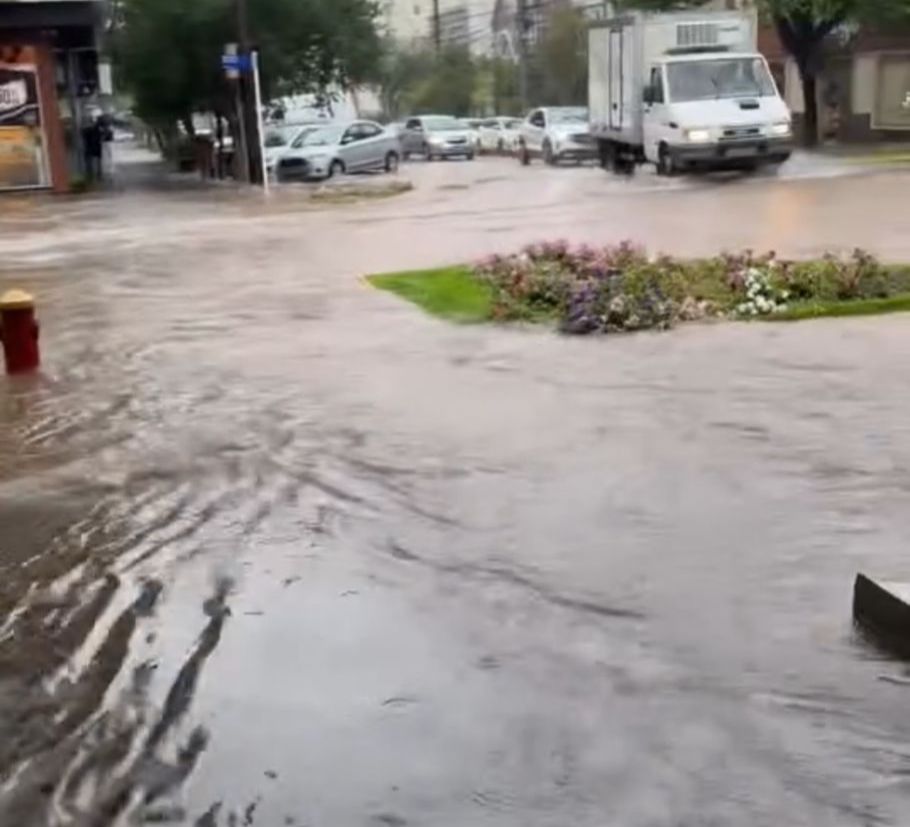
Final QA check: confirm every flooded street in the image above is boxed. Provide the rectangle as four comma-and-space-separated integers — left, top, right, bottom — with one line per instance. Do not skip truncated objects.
3, 154, 910, 825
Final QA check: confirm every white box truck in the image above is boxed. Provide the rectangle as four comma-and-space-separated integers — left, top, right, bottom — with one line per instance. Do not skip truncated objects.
588, 9, 793, 175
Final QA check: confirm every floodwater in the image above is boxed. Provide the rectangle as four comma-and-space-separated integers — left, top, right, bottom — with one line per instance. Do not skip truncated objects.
2, 153, 910, 826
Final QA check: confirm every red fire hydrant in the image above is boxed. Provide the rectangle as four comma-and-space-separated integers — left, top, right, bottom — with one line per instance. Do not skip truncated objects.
0, 289, 40, 374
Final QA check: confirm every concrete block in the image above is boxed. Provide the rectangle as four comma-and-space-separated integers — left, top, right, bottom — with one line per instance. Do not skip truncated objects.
853, 573, 910, 655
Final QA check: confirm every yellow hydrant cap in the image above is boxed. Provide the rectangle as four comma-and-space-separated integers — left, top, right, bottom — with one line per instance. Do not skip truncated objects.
0, 289, 35, 310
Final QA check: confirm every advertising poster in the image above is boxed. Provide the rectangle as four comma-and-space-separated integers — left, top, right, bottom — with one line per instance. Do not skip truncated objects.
0, 60, 48, 189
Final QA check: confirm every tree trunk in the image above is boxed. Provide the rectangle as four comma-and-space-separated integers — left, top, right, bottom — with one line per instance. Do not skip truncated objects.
797, 62, 819, 148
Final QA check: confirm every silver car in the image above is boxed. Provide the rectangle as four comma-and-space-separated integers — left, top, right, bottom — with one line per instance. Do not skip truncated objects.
263, 123, 321, 175
400, 116, 475, 161
275, 120, 402, 181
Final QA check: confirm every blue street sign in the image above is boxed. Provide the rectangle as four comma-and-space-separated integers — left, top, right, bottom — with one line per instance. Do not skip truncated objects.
221, 53, 252, 72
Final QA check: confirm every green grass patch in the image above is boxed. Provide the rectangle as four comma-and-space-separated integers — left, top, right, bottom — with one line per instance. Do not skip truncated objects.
369, 266, 493, 323
770, 293, 910, 321
846, 152, 910, 166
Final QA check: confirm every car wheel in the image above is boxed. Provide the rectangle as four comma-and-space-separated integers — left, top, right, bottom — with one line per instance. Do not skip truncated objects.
497, 139, 504, 153
657, 143, 677, 177
465, 152, 475, 161
327, 159, 345, 179
385, 151, 400, 173
542, 140, 556, 166
519, 143, 531, 166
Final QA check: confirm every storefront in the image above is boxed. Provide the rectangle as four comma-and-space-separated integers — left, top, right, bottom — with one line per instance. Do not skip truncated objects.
0, 45, 50, 188
0, 1, 104, 193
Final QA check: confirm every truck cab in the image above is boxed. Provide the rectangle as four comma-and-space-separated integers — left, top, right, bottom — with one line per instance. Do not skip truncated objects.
642, 53, 792, 174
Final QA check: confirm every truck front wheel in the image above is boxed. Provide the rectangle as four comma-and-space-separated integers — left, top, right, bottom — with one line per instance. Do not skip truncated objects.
657, 143, 678, 177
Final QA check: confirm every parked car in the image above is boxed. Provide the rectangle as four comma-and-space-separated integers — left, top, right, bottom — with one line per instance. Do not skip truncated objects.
460, 118, 484, 151
517, 107, 596, 165
264, 123, 321, 175
478, 117, 523, 154
275, 120, 401, 181
399, 116, 475, 161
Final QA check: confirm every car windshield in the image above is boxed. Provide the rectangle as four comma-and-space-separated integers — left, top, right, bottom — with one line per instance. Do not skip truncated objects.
264, 126, 297, 148
422, 117, 463, 132
301, 125, 345, 146
667, 58, 776, 102
549, 108, 587, 124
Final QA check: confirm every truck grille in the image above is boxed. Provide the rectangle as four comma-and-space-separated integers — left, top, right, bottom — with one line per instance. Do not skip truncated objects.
720, 126, 762, 141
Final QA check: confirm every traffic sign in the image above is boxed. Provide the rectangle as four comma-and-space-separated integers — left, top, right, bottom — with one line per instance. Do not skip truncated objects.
221, 53, 252, 73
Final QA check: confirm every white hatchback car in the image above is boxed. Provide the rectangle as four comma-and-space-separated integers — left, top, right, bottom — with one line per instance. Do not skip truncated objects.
275, 121, 401, 181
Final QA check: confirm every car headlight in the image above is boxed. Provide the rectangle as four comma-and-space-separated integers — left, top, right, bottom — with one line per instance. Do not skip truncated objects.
685, 128, 712, 143
769, 121, 792, 137
428, 136, 445, 146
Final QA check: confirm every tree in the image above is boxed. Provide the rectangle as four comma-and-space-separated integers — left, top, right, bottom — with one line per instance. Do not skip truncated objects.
763, 0, 910, 145
535, 5, 588, 106
377, 44, 477, 117
375, 44, 434, 119
410, 46, 476, 116
115, 0, 381, 139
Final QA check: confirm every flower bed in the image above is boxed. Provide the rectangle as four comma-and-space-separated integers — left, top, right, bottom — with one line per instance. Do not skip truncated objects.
473, 242, 910, 334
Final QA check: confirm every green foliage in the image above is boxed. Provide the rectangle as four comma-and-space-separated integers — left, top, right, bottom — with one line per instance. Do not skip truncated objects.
377, 45, 476, 117
533, 6, 588, 107
116, 0, 381, 130
411, 46, 477, 116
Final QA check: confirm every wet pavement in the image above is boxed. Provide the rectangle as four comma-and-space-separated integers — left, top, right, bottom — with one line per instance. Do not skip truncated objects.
2, 151, 910, 825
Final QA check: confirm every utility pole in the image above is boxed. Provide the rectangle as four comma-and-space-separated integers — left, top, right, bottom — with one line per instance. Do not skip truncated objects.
516, 0, 530, 111
226, 42, 249, 183
236, 0, 263, 185
432, 0, 441, 52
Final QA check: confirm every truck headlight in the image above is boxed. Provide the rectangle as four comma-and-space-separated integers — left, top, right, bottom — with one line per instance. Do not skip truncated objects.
769, 122, 792, 137
685, 128, 712, 143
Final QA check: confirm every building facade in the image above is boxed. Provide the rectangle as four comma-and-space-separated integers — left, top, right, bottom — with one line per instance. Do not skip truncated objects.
0, 0, 106, 192
761, 24, 910, 143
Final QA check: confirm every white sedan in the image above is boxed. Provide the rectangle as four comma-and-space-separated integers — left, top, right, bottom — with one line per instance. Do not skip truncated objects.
478, 117, 523, 154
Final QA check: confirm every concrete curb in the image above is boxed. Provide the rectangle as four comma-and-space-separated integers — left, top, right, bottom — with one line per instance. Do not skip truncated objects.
853, 573, 910, 656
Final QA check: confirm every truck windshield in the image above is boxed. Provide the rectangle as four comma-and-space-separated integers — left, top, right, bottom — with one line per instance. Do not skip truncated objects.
667, 58, 776, 102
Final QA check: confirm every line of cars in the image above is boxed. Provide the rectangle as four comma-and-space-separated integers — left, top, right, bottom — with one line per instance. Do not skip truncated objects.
264, 113, 528, 183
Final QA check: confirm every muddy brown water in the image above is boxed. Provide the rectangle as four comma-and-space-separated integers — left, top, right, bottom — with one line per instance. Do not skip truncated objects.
2, 155, 910, 825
